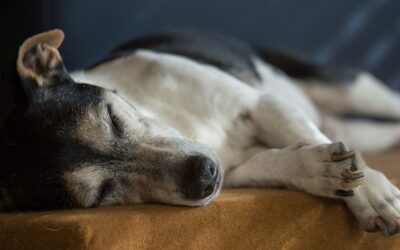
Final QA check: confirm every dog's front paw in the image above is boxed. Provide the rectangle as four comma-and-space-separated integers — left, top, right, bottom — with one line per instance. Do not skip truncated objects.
294, 142, 365, 197
344, 168, 400, 238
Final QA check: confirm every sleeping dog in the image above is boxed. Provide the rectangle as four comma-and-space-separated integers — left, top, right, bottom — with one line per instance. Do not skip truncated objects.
1, 29, 400, 237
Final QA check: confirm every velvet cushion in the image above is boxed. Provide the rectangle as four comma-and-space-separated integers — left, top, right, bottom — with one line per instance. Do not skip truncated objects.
1, 149, 400, 249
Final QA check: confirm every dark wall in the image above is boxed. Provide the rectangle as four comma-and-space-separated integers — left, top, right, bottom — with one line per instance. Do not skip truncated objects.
2, 0, 400, 86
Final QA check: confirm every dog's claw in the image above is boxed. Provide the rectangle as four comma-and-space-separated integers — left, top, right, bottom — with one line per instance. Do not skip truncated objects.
342, 179, 364, 189
339, 169, 364, 188
375, 217, 390, 239
341, 170, 365, 180
393, 219, 400, 236
331, 149, 356, 162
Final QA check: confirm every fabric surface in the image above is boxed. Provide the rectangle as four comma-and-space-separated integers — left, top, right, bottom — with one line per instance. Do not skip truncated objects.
1, 150, 400, 250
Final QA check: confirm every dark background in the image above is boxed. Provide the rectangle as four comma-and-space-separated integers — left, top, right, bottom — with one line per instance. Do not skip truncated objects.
1, 0, 400, 122
3, 0, 400, 85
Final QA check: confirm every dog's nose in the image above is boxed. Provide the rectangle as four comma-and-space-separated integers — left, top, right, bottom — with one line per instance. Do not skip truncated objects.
185, 155, 220, 200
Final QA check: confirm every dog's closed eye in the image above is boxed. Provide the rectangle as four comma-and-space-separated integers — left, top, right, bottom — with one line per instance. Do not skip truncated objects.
106, 104, 124, 137
92, 178, 115, 207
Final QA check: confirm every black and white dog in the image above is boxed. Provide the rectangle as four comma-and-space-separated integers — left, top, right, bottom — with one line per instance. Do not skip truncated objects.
1, 29, 400, 237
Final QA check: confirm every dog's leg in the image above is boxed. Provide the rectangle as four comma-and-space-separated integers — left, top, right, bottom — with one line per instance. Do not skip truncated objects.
240, 94, 400, 236
299, 72, 400, 119
224, 142, 363, 198
248, 93, 331, 148
322, 114, 400, 152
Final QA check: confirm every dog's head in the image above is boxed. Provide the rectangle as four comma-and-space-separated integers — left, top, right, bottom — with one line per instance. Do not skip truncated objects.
0, 30, 222, 211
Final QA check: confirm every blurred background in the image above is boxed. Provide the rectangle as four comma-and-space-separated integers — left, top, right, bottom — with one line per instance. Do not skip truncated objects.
1, 0, 400, 87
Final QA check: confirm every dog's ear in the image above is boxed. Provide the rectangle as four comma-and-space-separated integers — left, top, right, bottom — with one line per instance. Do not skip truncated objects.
16, 29, 71, 88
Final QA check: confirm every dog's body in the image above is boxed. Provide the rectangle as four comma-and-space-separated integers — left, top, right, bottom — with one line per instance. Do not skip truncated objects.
2, 29, 400, 237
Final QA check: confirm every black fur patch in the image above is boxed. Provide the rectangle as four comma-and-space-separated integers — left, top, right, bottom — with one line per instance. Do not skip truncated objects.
255, 47, 359, 84
0, 60, 107, 210
341, 113, 399, 123
90, 29, 262, 83
91, 29, 359, 85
